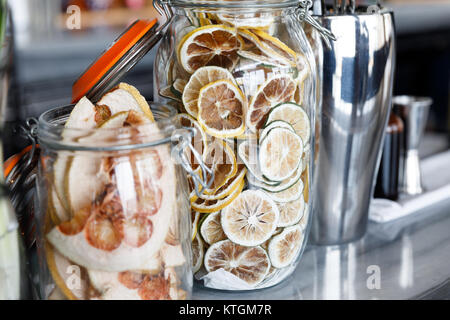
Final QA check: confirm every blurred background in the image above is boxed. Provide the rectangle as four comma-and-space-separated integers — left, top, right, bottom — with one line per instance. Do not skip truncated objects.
2, 0, 450, 158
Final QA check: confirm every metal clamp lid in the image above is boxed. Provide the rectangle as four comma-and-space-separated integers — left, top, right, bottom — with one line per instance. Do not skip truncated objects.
297, 0, 336, 48
171, 128, 214, 198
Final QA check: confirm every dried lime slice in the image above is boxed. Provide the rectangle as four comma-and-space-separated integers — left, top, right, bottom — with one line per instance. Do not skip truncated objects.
259, 127, 303, 182
200, 211, 227, 245
221, 190, 279, 246
268, 224, 304, 268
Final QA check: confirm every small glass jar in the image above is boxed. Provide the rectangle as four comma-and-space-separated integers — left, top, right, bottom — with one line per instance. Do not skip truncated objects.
154, 0, 317, 290
34, 103, 204, 300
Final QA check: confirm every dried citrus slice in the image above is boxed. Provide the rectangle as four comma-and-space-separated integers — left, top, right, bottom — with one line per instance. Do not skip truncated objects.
268, 224, 304, 268
221, 190, 279, 246
246, 74, 296, 132
182, 66, 236, 118
237, 140, 279, 186
192, 179, 244, 213
265, 177, 304, 203
159, 85, 181, 102
192, 232, 205, 273
200, 211, 227, 245
171, 79, 187, 99
266, 102, 311, 146
204, 240, 270, 286
250, 167, 302, 194
237, 50, 285, 69
252, 29, 297, 67
276, 195, 305, 227
202, 139, 237, 194
217, 13, 274, 30
199, 165, 246, 201
298, 204, 310, 231
259, 127, 303, 181
260, 120, 295, 143
197, 79, 246, 138
45, 243, 88, 300
174, 113, 208, 170
191, 211, 201, 241
178, 25, 244, 74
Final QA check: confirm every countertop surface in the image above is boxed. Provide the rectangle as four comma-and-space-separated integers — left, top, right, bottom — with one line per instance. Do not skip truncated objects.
193, 198, 450, 300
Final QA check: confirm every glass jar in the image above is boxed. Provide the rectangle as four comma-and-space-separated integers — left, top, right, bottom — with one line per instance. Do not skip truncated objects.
0, 184, 29, 299
34, 103, 205, 300
154, 0, 317, 290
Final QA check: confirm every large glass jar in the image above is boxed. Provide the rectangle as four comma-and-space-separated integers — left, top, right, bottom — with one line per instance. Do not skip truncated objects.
34, 103, 201, 300
154, 0, 317, 290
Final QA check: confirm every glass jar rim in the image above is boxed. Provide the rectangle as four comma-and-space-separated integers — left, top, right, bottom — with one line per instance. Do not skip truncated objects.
37, 102, 179, 152
165, 0, 300, 9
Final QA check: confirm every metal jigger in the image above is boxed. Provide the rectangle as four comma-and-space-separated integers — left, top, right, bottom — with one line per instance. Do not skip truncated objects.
393, 96, 432, 196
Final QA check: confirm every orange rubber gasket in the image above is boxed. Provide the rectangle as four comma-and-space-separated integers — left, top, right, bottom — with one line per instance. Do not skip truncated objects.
4, 144, 39, 179
72, 19, 158, 103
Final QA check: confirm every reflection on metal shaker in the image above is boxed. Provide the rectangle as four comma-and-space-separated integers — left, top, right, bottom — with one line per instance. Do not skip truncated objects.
311, 8, 396, 245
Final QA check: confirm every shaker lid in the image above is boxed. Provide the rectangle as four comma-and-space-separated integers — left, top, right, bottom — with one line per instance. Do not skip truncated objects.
72, 19, 159, 103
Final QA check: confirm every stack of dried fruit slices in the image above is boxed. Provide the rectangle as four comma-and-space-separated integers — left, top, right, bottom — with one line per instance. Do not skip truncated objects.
159, 11, 312, 289
45, 83, 186, 300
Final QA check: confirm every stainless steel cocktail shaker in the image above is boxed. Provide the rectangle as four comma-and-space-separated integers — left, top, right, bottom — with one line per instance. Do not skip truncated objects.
310, 6, 396, 245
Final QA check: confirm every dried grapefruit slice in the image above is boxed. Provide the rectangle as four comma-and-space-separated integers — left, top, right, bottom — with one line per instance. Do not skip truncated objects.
246, 74, 296, 132
182, 66, 236, 118
178, 25, 243, 73
204, 240, 270, 286
197, 79, 246, 138
268, 224, 304, 268
200, 211, 227, 245
221, 190, 279, 246
276, 195, 305, 227
259, 127, 303, 181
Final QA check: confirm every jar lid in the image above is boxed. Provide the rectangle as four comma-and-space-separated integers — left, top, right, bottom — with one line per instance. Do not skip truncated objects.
72, 19, 160, 103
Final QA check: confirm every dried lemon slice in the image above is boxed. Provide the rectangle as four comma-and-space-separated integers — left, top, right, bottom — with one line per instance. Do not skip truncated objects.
178, 25, 244, 74
191, 179, 244, 214
199, 165, 246, 201
276, 195, 305, 227
204, 240, 270, 286
259, 127, 303, 182
200, 211, 227, 245
221, 190, 279, 246
251, 29, 297, 67
268, 224, 304, 268
246, 74, 296, 132
182, 66, 236, 118
266, 102, 311, 146
197, 79, 246, 138
192, 232, 204, 273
